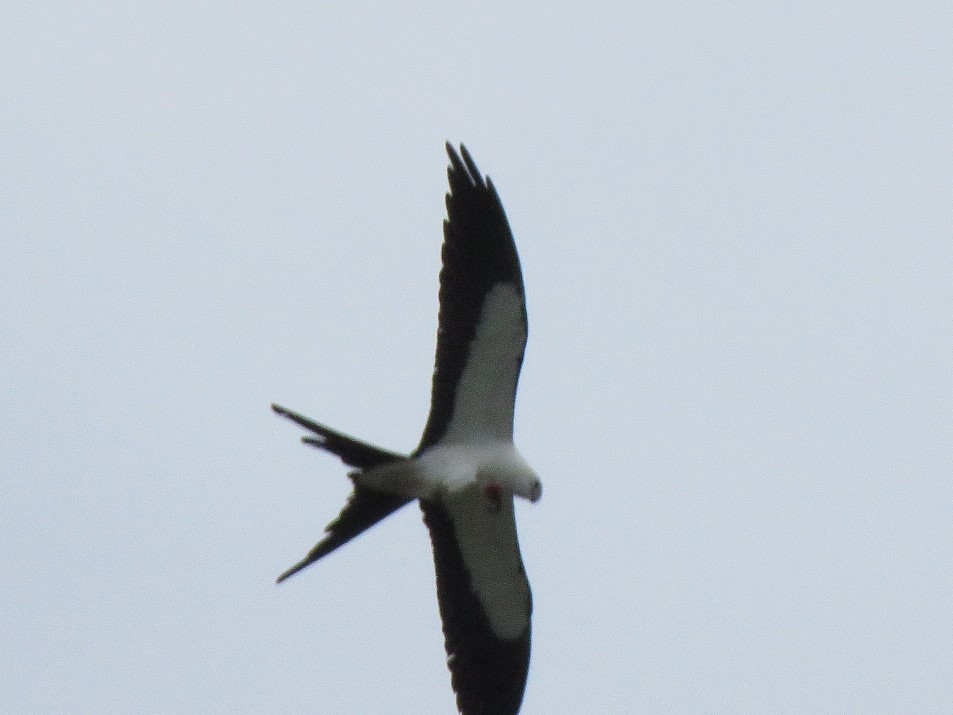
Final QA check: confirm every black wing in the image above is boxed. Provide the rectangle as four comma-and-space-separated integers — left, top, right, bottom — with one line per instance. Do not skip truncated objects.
272, 404, 412, 582
421, 494, 532, 715
416, 146, 534, 713
415, 143, 527, 452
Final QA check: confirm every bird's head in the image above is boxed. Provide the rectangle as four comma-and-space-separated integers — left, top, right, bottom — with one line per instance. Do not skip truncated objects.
478, 446, 542, 504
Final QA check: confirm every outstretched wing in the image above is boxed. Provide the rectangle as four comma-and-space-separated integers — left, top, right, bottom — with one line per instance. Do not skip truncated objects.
272, 404, 412, 582
421, 490, 532, 715
416, 143, 528, 452
416, 145, 533, 713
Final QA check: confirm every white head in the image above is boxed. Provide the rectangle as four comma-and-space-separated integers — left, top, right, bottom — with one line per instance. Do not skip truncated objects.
478, 445, 542, 503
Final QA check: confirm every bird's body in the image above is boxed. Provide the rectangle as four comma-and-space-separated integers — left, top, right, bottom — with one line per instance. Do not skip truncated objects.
274, 144, 539, 714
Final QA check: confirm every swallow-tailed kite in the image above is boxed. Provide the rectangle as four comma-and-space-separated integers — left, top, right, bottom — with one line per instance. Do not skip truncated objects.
273, 144, 540, 714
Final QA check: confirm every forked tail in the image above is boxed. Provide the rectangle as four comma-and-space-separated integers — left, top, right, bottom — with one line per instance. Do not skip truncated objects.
272, 403, 413, 582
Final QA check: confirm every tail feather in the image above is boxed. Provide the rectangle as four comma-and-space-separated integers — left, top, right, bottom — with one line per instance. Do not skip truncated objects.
272, 403, 413, 582
276, 487, 411, 582
272, 403, 404, 468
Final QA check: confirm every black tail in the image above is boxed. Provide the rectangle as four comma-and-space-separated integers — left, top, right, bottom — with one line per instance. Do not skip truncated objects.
272, 404, 413, 582
272, 403, 405, 468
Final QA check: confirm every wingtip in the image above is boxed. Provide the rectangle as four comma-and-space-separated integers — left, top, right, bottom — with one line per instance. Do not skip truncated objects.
272, 403, 287, 416
446, 142, 463, 176
445, 142, 484, 188
446, 140, 469, 157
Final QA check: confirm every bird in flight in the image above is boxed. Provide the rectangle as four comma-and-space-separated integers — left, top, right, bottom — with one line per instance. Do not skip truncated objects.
273, 143, 540, 714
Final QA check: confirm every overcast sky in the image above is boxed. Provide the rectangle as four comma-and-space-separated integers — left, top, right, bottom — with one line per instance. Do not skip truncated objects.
4, 3, 952, 713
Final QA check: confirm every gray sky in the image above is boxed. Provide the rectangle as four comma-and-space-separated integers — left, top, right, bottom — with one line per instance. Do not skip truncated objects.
3, 3, 952, 712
